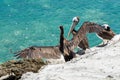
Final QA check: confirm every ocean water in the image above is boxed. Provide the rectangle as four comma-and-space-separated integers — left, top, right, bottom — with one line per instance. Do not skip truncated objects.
0, 0, 120, 63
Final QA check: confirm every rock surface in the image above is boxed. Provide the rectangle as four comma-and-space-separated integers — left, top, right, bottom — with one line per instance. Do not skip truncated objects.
0, 59, 46, 80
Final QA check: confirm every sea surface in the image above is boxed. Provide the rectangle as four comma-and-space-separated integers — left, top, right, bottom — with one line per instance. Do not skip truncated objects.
0, 0, 120, 63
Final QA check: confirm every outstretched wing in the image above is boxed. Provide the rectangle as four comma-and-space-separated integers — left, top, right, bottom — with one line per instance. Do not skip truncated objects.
80, 22, 115, 37
14, 46, 61, 59
14, 26, 65, 60
79, 22, 103, 34
75, 22, 115, 41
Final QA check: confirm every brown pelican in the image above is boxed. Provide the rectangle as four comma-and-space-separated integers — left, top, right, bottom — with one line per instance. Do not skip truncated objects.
14, 26, 64, 62
68, 17, 89, 50
65, 21, 115, 51
67, 17, 115, 49
14, 26, 75, 62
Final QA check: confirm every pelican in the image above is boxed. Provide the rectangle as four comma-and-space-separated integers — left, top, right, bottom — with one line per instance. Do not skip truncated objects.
67, 17, 115, 49
59, 26, 75, 61
14, 26, 65, 62
68, 17, 89, 50
14, 26, 75, 62
65, 21, 115, 52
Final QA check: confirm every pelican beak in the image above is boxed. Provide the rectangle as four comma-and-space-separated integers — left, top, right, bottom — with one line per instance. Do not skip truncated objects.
67, 22, 77, 37
67, 17, 79, 38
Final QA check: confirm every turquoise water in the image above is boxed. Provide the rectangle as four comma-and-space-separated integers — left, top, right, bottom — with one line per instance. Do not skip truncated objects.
0, 0, 120, 63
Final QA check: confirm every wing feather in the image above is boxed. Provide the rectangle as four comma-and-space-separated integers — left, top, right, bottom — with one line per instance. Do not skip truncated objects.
14, 46, 61, 59
14, 26, 65, 60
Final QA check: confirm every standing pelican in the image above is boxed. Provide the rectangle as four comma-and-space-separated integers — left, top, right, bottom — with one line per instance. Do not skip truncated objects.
68, 17, 89, 50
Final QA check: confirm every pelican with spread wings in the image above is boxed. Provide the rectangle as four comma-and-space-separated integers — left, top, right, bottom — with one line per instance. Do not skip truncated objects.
65, 20, 115, 51
67, 17, 115, 49
14, 26, 66, 62
14, 26, 76, 62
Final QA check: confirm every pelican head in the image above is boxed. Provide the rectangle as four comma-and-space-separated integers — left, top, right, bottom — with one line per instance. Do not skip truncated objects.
97, 24, 115, 44
67, 16, 80, 37
102, 24, 110, 31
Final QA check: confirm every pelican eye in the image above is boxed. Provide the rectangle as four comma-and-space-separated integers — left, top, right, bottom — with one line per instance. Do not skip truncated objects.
104, 26, 110, 31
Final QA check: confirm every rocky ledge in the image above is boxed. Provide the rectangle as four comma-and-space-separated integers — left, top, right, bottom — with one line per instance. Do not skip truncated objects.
0, 59, 46, 80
